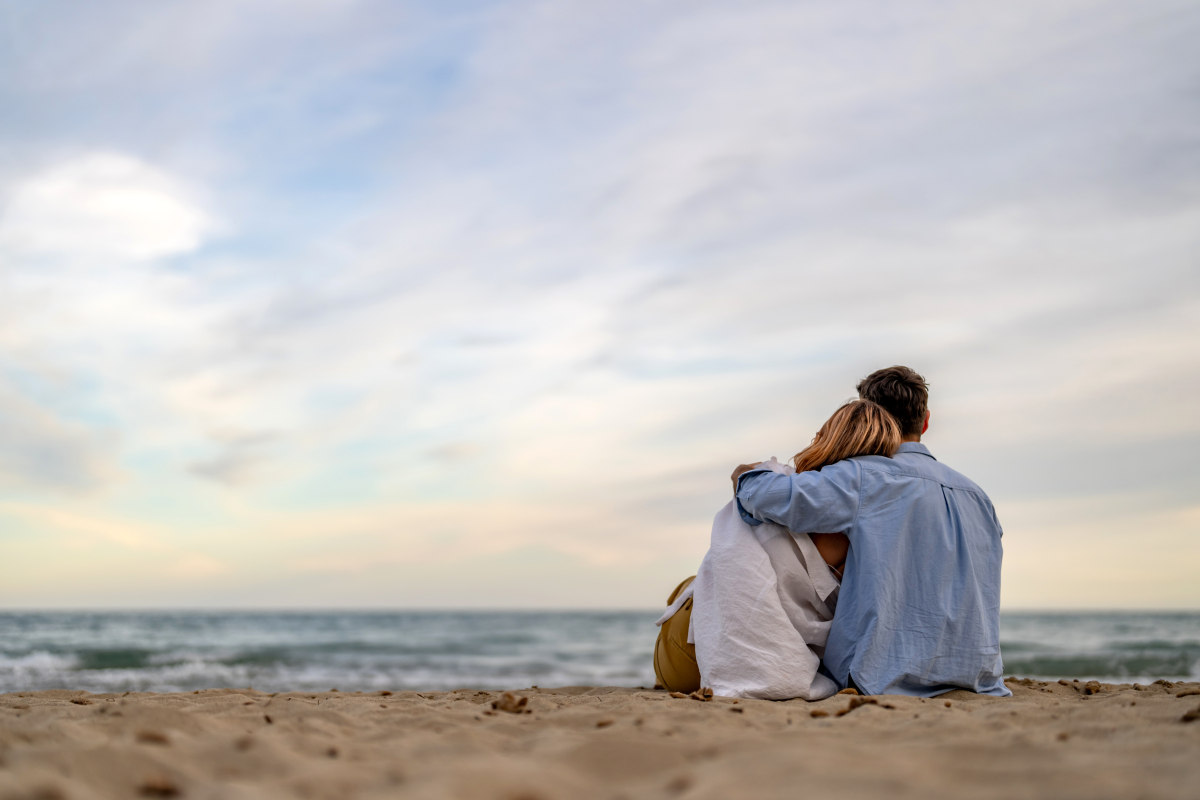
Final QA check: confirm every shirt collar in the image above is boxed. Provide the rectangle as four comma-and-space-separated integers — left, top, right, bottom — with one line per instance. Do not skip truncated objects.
896, 442, 936, 460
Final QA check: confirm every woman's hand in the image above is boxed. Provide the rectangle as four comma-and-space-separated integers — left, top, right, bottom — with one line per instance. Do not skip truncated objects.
730, 462, 763, 492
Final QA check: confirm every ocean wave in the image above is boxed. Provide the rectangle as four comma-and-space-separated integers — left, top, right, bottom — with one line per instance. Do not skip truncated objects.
0, 611, 659, 693
2, 611, 1196, 693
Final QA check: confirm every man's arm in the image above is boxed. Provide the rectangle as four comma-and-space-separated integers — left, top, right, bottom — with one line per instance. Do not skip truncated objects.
735, 459, 862, 534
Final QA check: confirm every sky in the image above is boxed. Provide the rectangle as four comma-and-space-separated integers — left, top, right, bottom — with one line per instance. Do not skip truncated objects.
0, 0, 1197, 609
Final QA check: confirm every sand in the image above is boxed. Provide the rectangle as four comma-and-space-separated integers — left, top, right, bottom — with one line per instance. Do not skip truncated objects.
1, 679, 1198, 800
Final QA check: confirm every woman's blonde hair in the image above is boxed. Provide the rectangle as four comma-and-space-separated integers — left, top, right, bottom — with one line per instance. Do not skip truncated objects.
792, 399, 901, 473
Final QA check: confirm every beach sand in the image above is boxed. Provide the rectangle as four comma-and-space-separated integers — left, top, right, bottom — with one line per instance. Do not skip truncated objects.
2, 679, 1197, 799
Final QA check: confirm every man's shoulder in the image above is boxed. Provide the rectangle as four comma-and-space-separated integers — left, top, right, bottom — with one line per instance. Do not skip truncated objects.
853, 451, 988, 496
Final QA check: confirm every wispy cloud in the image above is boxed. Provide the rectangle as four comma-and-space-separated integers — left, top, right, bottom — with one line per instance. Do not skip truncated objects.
0, 381, 115, 492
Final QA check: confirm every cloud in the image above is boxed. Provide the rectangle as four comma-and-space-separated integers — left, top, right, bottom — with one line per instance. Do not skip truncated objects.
0, 0, 1196, 607
0, 385, 114, 492
424, 442, 482, 462
0, 502, 164, 551
0, 153, 212, 261
188, 430, 278, 487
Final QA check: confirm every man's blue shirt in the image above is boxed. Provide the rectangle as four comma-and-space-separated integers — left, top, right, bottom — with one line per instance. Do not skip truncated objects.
736, 442, 1010, 697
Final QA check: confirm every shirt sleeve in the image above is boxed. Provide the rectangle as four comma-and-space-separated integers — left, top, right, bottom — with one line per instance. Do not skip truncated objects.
987, 496, 1004, 538
735, 459, 862, 534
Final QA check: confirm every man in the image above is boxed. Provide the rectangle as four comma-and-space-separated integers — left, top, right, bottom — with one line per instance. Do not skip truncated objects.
732, 366, 1010, 697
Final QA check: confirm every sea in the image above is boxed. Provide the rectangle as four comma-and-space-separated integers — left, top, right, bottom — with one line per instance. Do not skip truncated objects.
1, 611, 1197, 694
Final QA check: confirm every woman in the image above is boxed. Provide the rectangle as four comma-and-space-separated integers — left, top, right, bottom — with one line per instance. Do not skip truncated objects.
653, 399, 900, 699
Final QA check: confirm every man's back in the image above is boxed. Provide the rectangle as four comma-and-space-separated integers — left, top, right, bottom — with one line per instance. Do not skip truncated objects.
736, 442, 1009, 697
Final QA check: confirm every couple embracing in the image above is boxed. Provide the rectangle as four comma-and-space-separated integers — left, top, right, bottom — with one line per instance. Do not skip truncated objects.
654, 366, 1010, 699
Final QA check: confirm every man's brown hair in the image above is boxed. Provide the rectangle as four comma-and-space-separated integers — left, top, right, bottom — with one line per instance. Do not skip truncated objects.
856, 366, 928, 438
